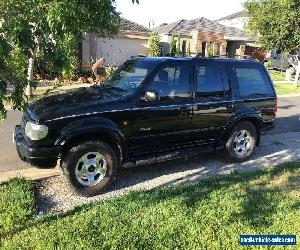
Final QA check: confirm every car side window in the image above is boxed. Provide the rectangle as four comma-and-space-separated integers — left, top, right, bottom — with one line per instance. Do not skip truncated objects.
146, 65, 190, 102
196, 64, 230, 98
235, 66, 273, 97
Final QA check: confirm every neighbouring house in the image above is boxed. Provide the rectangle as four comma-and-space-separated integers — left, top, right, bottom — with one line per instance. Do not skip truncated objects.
153, 17, 257, 59
217, 11, 249, 30
81, 18, 150, 67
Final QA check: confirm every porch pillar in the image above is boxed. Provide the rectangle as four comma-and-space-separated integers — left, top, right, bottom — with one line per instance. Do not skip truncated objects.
205, 42, 209, 57
220, 41, 227, 57
239, 45, 246, 59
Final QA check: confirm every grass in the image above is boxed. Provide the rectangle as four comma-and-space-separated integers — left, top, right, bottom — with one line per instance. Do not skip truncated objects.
1, 161, 300, 249
268, 69, 286, 82
0, 179, 35, 239
274, 82, 300, 95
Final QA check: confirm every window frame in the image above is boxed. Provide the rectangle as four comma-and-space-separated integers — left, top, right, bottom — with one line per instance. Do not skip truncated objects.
194, 62, 232, 101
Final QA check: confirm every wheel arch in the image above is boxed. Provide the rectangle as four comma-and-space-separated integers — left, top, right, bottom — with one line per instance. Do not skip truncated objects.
59, 131, 125, 167
218, 114, 262, 147
56, 117, 126, 167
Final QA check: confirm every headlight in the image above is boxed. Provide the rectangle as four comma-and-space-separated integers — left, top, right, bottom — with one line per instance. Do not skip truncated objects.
25, 121, 48, 141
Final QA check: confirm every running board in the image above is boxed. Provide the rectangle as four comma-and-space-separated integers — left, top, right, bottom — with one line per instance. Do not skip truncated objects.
124, 144, 215, 167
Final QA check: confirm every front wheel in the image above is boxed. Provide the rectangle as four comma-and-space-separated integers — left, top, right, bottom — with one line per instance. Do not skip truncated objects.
62, 140, 118, 197
224, 121, 257, 163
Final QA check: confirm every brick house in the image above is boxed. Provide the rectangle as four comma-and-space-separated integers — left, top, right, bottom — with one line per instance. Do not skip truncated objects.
81, 18, 150, 66
153, 17, 256, 58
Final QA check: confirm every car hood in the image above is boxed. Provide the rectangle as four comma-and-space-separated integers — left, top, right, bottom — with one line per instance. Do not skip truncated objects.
28, 86, 127, 121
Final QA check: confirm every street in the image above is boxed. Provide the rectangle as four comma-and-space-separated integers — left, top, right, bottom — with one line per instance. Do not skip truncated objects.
0, 96, 299, 173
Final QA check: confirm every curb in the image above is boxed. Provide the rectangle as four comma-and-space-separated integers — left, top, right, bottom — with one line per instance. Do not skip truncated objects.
278, 94, 300, 97
0, 167, 61, 184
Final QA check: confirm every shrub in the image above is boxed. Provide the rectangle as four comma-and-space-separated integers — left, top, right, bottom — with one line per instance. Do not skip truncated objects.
207, 43, 213, 57
169, 33, 176, 57
176, 33, 181, 57
252, 48, 267, 62
187, 40, 191, 57
148, 32, 161, 57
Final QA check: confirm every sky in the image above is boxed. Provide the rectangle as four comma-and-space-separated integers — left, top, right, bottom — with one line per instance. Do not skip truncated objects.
116, 0, 245, 29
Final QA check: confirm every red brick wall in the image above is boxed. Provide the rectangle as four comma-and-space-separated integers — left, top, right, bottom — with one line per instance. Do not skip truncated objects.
195, 32, 227, 56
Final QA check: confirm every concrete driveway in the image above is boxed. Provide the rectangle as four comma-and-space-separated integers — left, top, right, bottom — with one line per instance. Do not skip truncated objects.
0, 96, 300, 174
0, 111, 31, 173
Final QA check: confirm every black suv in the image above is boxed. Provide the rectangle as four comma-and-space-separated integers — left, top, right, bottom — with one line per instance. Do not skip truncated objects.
14, 57, 277, 196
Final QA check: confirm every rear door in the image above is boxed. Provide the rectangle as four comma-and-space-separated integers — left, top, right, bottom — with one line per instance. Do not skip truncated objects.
190, 61, 235, 143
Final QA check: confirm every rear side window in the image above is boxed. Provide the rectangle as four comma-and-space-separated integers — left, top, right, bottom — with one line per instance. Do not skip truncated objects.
196, 64, 230, 98
234, 66, 273, 97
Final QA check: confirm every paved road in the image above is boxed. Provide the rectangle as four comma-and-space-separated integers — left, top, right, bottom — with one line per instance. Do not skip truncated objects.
0, 96, 299, 173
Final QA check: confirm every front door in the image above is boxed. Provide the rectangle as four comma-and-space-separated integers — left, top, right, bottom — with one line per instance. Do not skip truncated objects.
190, 62, 235, 143
129, 63, 193, 156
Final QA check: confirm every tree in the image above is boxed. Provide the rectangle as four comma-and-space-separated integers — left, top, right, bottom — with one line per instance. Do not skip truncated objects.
187, 40, 191, 57
0, 0, 137, 121
148, 32, 161, 57
244, 0, 300, 85
176, 33, 181, 57
169, 32, 176, 57
0, 36, 28, 122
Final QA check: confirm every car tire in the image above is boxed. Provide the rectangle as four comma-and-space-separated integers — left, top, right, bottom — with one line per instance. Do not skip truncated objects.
62, 140, 118, 197
224, 121, 257, 163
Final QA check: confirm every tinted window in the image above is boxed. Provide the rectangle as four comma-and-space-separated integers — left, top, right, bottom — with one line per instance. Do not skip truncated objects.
196, 64, 230, 98
147, 65, 190, 102
235, 67, 273, 97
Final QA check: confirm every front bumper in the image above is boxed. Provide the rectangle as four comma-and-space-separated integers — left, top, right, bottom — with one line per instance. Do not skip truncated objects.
14, 125, 61, 168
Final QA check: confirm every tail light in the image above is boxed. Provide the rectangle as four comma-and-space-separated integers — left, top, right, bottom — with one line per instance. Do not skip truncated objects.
274, 98, 278, 115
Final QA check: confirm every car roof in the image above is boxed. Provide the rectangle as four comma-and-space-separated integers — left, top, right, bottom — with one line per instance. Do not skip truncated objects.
134, 56, 261, 66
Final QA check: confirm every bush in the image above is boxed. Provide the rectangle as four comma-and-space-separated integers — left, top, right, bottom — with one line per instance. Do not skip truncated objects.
148, 32, 161, 57
176, 33, 181, 57
207, 43, 213, 57
187, 40, 191, 57
252, 49, 267, 62
35, 34, 80, 80
169, 33, 176, 57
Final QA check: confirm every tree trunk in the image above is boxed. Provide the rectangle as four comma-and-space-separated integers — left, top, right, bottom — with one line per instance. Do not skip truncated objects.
25, 57, 35, 96
25, 32, 41, 96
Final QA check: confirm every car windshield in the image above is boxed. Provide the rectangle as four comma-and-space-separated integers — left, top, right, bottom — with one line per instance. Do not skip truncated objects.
100, 59, 156, 95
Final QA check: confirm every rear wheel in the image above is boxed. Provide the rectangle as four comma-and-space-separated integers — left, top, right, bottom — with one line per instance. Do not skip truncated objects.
62, 140, 118, 197
224, 121, 257, 163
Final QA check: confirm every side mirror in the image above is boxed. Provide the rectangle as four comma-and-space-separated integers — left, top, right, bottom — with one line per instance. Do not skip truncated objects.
144, 90, 158, 102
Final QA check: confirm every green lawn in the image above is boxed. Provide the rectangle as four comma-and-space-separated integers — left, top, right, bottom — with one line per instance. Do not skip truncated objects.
274, 83, 300, 95
1, 161, 300, 249
268, 69, 286, 81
